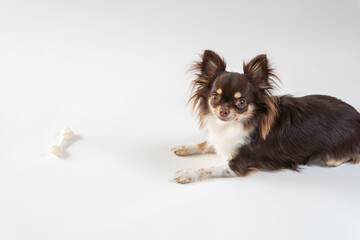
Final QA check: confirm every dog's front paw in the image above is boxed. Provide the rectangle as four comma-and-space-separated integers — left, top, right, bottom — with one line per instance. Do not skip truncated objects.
171, 168, 203, 184
170, 145, 190, 156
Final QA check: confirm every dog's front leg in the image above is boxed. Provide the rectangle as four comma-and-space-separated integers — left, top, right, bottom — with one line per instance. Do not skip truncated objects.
170, 141, 215, 156
171, 160, 259, 184
171, 164, 238, 184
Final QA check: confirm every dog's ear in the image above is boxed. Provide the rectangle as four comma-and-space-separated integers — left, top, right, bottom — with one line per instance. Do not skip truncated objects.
243, 54, 276, 91
198, 50, 226, 81
244, 55, 280, 140
187, 50, 226, 126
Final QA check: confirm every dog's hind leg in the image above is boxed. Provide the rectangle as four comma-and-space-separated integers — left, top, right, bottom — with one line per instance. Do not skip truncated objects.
322, 154, 358, 167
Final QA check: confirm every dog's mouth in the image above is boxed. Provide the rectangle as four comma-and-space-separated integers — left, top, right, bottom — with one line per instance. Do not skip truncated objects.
218, 116, 229, 122
216, 114, 235, 122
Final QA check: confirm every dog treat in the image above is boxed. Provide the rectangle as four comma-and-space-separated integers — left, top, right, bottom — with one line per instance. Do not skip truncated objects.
49, 127, 74, 157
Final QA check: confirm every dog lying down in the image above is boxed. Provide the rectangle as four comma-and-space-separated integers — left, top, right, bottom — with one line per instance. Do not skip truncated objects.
171, 50, 360, 184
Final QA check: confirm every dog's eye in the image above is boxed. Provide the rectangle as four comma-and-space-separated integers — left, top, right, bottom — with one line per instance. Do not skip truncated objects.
235, 97, 247, 108
211, 93, 221, 102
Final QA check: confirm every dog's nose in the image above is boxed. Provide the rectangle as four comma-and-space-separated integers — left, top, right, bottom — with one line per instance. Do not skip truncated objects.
219, 107, 230, 117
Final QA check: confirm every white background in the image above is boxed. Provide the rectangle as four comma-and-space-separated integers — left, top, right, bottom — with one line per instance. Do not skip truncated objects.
1, 0, 360, 239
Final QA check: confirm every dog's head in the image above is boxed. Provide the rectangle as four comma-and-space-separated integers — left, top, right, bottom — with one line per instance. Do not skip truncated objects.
188, 50, 279, 139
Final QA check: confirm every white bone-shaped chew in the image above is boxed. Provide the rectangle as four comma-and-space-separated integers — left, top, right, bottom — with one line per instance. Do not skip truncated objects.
49, 127, 74, 157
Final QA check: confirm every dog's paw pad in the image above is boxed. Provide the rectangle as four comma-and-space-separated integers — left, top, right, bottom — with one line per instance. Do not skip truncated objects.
170, 145, 189, 156
171, 168, 200, 184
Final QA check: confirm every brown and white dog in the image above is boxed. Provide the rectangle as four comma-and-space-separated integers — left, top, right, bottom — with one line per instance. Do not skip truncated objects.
171, 50, 360, 184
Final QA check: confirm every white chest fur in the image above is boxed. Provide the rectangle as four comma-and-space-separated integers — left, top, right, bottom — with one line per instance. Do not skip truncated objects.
204, 115, 251, 161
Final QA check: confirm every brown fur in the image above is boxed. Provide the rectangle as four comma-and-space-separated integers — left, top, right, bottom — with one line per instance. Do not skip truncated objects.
197, 141, 207, 151
259, 96, 279, 139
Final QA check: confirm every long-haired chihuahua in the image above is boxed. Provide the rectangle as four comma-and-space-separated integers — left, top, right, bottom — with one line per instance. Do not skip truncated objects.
171, 50, 360, 184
